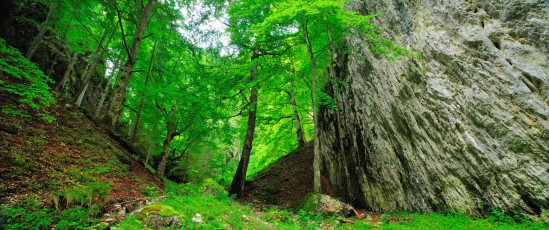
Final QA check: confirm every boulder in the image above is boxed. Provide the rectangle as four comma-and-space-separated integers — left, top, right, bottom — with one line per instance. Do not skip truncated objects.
138, 204, 181, 230
302, 193, 354, 217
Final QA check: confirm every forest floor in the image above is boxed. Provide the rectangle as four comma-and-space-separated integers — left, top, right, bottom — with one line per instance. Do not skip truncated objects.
0, 80, 162, 211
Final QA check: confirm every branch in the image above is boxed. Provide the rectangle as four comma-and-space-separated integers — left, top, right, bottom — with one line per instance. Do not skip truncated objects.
170, 123, 215, 161
155, 97, 166, 113
114, 3, 132, 58
124, 104, 138, 114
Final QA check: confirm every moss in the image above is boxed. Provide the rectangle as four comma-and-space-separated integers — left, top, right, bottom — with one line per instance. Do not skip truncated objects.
201, 178, 227, 196
302, 193, 322, 213
138, 204, 179, 219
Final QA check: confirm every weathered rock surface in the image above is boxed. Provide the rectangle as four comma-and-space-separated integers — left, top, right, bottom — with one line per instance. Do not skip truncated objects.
302, 193, 354, 217
319, 0, 549, 215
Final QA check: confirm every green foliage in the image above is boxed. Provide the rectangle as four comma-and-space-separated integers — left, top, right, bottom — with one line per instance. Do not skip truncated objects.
0, 196, 95, 230
381, 213, 391, 224
0, 39, 56, 121
54, 181, 111, 210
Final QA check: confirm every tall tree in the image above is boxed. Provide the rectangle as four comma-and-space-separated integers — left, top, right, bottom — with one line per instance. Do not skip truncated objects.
229, 48, 260, 197
27, 0, 61, 60
108, 0, 157, 128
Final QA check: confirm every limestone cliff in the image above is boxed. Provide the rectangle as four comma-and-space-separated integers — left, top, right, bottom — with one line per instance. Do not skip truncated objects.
319, 0, 549, 215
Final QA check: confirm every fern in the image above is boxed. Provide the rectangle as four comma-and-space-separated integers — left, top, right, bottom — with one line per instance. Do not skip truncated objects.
0, 38, 56, 121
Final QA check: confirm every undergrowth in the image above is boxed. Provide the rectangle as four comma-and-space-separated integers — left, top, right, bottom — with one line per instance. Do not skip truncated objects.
0, 38, 56, 122
0, 196, 97, 230
116, 180, 548, 229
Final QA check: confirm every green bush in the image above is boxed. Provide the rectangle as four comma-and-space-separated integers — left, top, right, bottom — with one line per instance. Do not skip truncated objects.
0, 201, 94, 230
0, 38, 56, 121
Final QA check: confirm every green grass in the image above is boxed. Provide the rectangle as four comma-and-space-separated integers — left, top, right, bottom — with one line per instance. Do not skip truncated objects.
116, 181, 549, 229
378, 212, 546, 230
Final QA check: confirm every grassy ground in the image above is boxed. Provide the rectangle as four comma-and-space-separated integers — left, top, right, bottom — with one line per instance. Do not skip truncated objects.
115, 180, 548, 230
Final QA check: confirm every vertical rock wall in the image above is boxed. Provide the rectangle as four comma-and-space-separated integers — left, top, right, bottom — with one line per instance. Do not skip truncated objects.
319, 0, 549, 215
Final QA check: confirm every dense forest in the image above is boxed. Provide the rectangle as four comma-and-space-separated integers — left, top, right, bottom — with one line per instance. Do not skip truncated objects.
1, 0, 548, 229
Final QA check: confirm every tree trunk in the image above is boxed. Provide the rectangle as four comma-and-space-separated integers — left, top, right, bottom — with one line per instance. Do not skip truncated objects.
26, 1, 59, 60
229, 49, 260, 198
303, 21, 321, 193
57, 52, 78, 96
145, 114, 160, 166
95, 56, 122, 119
47, 54, 58, 76
157, 120, 177, 178
131, 42, 157, 140
75, 25, 115, 104
75, 82, 89, 106
108, 0, 156, 128
288, 79, 306, 148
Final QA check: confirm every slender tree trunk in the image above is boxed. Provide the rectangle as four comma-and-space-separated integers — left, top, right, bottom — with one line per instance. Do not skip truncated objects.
145, 114, 160, 165
131, 42, 157, 140
47, 54, 58, 76
229, 49, 260, 198
288, 79, 306, 148
157, 118, 177, 178
26, 1, 59, 60
75, 82, 89, 106
303, 21, 321, 193
95, 56, 123, 119
108, 0, 156, 128
75, 26, 115, 103
57, 52, 78, 96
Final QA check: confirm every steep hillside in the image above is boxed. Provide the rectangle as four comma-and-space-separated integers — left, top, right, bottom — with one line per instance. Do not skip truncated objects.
241, 142, 341, 211
318, 0, 549, 216
0, 98, 162, 204
241, 142, 314, 210
0, 43, 162, 227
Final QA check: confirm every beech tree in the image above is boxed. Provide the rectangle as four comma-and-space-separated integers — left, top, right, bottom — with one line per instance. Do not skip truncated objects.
108, 0, 157, 128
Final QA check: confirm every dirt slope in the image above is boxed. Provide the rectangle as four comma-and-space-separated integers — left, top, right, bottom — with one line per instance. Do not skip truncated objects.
0, 85, 161, 209
240, 142, 315, 210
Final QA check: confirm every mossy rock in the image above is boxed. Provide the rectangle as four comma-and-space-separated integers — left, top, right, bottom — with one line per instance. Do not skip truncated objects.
261, 211, 287, 222
302, 193, 322, 213
301, 193, 353, 216
138, 204, 179, 220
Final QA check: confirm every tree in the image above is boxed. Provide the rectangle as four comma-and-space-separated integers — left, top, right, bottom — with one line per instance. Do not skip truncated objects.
108, 0, 157, 128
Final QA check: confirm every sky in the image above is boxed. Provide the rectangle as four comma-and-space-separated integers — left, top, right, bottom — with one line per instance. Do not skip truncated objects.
178, 0, 235, 56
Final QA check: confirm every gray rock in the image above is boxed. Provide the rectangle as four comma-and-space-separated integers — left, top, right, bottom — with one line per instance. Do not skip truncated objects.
318, 0, 549, 216
143, 215, 180, 230
303, 193, 354, 217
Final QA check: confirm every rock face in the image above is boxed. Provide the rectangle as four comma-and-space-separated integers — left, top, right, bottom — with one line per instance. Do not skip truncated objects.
319, 0, 549, 215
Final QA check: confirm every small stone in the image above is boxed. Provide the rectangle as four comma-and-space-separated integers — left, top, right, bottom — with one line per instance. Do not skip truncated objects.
242, 215, 249, 222
191, 213, 202, 223
105, 218, 115, 222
